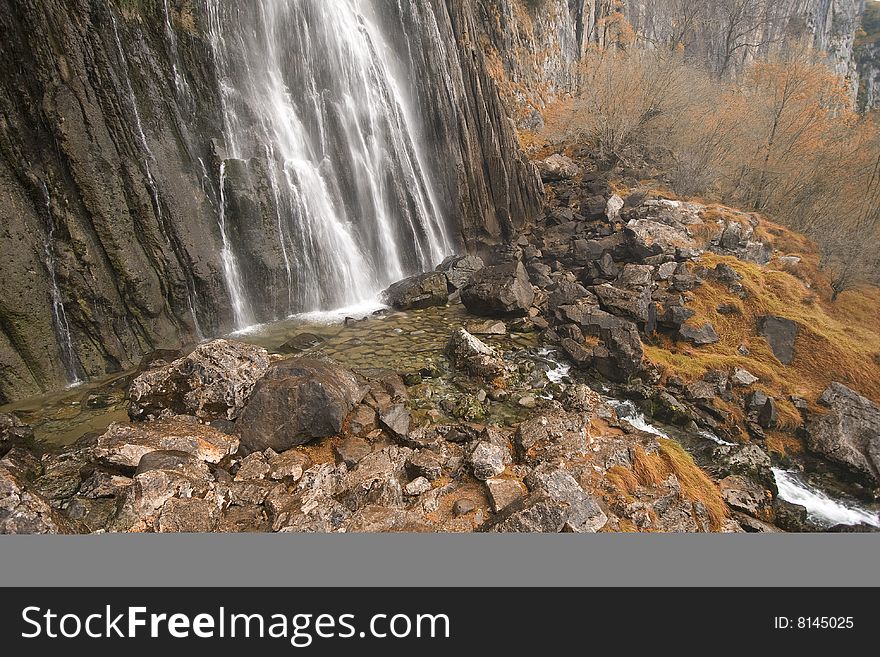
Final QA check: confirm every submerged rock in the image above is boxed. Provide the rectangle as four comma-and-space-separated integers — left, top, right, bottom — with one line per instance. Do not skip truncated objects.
805, 383, 880, 485
237, 358, 368, 452
461, 261, 535, 317
129, 340, 271, 422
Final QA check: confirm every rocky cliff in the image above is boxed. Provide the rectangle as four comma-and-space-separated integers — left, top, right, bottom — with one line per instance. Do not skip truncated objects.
478, 0, 868, 120
0, 0, 542, 403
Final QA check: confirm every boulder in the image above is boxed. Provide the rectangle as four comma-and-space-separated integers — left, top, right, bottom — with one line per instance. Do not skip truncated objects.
0, 413, 33, 458
732, 368, 758, 387
237, 358, 368, 452
805, 383, 880, 485
624, 218, 696, 260
93, 417, 240, 468
334, 437, 374, 468
606, 194, 625, 221
446, 329, 508, 379
536, 154, 580, 182
757, 316, 798, 365
515, 411, 589, 466
0, 466, 78, 534
524, 465, 608, 532
128, 339, 271, 422
461, 261, 535, 317
679, 322, 720, 346
436, 255, 485, 291
381, 272, 449, 310
468, 441, 510, 480
720, 475, 773, 522
379, 404, 412, 441
485, 477, 526, 512
559, 305, 643, 382
593, 283, 655, 331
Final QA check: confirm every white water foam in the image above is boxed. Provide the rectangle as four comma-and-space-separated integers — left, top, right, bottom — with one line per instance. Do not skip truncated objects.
773, 468, 880, 528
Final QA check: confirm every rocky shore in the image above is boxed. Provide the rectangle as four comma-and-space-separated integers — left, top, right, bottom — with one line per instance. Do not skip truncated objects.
2, 153, 879, 534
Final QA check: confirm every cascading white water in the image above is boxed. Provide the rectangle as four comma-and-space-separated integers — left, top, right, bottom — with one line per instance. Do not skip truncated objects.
110, 11, 205, 339
203, 0, 453, 328
161, 0, 194, 112
772, 468, 880, 528
40, 183, 81, 386
217, 160, 255, 327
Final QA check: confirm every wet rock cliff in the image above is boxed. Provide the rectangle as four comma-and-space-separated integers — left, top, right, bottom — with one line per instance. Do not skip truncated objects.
0, 0, 542, 403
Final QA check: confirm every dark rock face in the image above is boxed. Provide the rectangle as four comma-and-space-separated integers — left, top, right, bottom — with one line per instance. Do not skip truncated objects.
0, 413, 33, 458
757, 316, 798, 365
237, 359, 368, 452
559, 305, 643, 382
806, 383, 880, 485
436, 255, 485, 291
382, 272, 449, 310
0, 0, 542, 404
128, 340, 271, 422
461, 261, 535, 317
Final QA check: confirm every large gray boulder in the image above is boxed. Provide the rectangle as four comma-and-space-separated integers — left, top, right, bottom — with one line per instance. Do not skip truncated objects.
382, 272, 449, 310
535, 154, 580, 182
436, 255, 484, 291
806, 383, 880, 485
237, 358, 368, 452
461, 261, 535, 317
757, 316, 798, 365
129, 340, 271, 422
558, 304, 644, 382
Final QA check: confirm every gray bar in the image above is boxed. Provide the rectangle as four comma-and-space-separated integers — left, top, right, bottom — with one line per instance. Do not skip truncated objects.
1, 534, 876, 587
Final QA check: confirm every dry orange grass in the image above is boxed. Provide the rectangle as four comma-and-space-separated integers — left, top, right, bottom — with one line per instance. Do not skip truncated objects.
605, 443, 729, 531
645, 213, 880, 416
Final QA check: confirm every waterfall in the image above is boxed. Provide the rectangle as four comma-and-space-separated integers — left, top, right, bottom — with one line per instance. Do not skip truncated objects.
40, 183, 81, 386
110, 10, 204, 339
203, 0, 453, 328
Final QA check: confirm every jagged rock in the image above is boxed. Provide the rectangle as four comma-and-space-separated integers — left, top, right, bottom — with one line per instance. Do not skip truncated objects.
437, 255, 485, 291
560, 305, 644, 382
406, 450, 444, 481
453, 499, 476, 516
337, 446, 410, 512
128, 340, 271, 422
446, 329, 507, 379
773, 499, 810, 533
234, 452, 271, 481
485, 477, 526, 512
548, 281, 595, 311
135, 450, 212, 480
711, 444, 774, 486
237, 358, 368, 452
679, 322, 720, 346
757, 316, 798, 365
345, 404, 378, 436
720, 475, 773, 522
379, 404, 412, 441
536, 154, 580, 181
515, 411, 588, 466
94, 418, 239, 468
109, 468, 216, 533
732, 368, 758, 386
157, 497, 220, 533
335, 437, 373, 468
593, 283, 655, 330
560, 338, 593, 366
78, 471, 133, 499
0, 414, 33, 457
31, 453, 88, 503
461, 261, 535, 317
468, 441, 510, 480
624, 218, 697, 259
805, 383, 880, 485
560, 384, 601, 413
0, 466, 78, 534
606, 194, 624, 221
267, 449, 310, 482
659, 304, 695, 330
405, 477, 432, 496
382, 272, 449, 310
524, 464, 608, 532
488, 494, 571, 532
